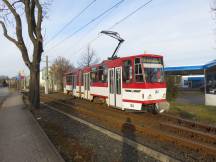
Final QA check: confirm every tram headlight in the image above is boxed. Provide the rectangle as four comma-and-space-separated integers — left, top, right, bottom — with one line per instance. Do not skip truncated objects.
148, 94, 152, 99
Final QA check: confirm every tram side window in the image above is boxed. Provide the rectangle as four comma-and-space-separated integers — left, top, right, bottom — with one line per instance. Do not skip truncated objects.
87, 73, 90, 90
109, 70, 114, 93
84, 74, 86, 90
134, 58, 144, 82
91, 66, 107, 83
77, 75, 79, 85
79, 72, 83, 85
99, 66, 108, 83
103, 68, 108, 82
116, 68, 121, 94
123, 60, 132, 83
91, 70, 97, 83
72, 75, 76, 89
66, 75, 72, 83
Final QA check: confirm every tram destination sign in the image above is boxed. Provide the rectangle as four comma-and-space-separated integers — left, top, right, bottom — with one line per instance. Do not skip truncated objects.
142, 57, 162, 64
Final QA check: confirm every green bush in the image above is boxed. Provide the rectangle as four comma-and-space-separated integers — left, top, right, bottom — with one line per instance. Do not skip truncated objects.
166, 76, 179, 101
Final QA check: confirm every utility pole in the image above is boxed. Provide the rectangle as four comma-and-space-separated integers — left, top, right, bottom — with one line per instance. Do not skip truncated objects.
45, 55, 49, 94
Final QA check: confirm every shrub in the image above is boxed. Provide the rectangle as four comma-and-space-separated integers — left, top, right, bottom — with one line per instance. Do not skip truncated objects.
166, 76, 179, 101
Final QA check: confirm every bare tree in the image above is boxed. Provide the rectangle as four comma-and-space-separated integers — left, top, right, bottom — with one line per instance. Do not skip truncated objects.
50, 56, 74, 92
77, 45, 100, 67
0, 0, 47, 108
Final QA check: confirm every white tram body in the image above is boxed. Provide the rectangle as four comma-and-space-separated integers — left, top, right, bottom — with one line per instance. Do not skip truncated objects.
64, 54, 168, 112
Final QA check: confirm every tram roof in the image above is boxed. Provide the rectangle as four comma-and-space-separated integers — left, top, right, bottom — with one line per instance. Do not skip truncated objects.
65, 53, 163, 75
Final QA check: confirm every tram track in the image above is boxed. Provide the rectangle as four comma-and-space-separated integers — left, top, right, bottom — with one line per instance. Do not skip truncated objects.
41, 102, 179, 162
40, 93, 216, 161
159, 113, 216, 135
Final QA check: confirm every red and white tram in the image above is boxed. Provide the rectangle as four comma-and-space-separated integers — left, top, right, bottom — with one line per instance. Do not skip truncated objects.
64, 53, 169, 113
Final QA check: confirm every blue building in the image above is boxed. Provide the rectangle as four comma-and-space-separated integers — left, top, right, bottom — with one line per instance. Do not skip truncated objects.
180, 76, 204, 88
165, 60, 216, 106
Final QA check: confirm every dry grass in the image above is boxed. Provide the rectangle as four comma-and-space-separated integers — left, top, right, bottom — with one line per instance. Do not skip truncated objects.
169, 102, 216, 125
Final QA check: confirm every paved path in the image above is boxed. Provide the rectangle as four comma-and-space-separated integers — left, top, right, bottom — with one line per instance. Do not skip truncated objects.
0, 92, 64, 162
176, 91, 205, 105
0, 88, 10, 106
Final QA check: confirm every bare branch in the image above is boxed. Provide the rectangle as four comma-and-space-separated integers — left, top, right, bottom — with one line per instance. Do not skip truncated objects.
50, 56, 74, 91
0, 20, 17, 44
30, 0, 36, 34
24, 0, 36, 44
77, 45, 100, 67
1, 0, 31, 68
11, 0, 23, 7
3, 0, 24, 42
0, 8, 9, 12
34, 0, 43, 39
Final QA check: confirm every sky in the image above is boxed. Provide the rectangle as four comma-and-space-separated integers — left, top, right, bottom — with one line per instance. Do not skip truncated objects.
0, 0, 216, 77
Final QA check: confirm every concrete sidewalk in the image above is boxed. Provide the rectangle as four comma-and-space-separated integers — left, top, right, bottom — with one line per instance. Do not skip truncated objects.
0, 93, 64, 162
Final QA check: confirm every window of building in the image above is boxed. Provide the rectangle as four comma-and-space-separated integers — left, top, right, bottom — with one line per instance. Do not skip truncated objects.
206, 69, 216, 94
184, 80, 188, 86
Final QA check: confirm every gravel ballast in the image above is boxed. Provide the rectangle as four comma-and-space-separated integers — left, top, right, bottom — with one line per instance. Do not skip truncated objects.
34, 105, 158, 162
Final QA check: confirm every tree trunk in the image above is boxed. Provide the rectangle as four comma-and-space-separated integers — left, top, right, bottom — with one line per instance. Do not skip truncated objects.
29, 64, 40, 109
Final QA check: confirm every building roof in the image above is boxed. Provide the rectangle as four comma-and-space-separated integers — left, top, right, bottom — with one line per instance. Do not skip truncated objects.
204, 60, 216, 69
164, 59, 216, 75
164, 65, 204, 72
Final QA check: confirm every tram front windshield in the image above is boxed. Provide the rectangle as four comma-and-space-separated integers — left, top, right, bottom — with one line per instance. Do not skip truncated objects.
134, 57, 164, 83
144, 67, 164, 83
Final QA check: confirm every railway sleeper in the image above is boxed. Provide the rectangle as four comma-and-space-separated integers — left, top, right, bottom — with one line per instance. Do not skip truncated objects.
154, 130, 216, 158
161, 114, 216, 134
160, 122, 216, 146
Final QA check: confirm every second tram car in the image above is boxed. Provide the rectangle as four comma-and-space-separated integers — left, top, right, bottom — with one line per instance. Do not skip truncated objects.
64, 53, 169, 113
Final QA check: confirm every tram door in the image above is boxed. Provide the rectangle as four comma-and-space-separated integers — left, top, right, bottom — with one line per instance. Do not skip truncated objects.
83, 73, 90, 99
78, 71, 82, 97
108, 67, 122, 108
72, 75, 76, 95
